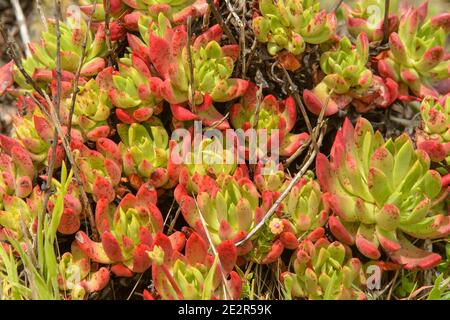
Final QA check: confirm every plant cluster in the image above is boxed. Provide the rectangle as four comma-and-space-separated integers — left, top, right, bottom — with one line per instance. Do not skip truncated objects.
0, 0, 448, 300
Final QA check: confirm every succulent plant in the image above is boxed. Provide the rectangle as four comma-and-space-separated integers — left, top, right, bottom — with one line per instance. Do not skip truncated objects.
57, 243, 110, 300
129, 13, 248, 105
14, 16, 108, 90
282, 237, 366, 300
68, 67, 114, 141
170, 93, 231, 131
171, 137, 239, 195
10, 109, 52, 165
146, 232, 242, 300
342, 0, 399, 42
230, 83, 309, 157
0, 195, 35, 241
109, 54, 163, 124
252, 0, 337, 56
27, 180, 84, 236
73, 142, 122, 202
316, 117, 450, 269
79, 0, 126, 22
378, 3, 450, 98
75, 183, 163, 276
416, 95, 450, 163
118, 0, 212, 26
304, 33, 398, 116
175, 171, 267, 255
284, 173, 329, 234
0, 142, 35, 200
250, 167, 329, 264
117, 118, 171, 189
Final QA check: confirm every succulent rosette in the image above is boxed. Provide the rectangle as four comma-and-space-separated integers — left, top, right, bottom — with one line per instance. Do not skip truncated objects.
146, 232, 242, 300
304, 33, 398, 116
117, 118, 171, 189
250, 166, 329, 264
230, 83, 309, 157
10, 110, 56, 168
68, 68, 114, 141
14, 16, 108, 91
57, 243, 110, 300
27, 180, 84, 236
109, 54, 163, 124
282, 237, 366, 300
252, 0, 337, 56
73, 142, 122, 202
342, 0, 399, 42
0, 195, 35, 241
128, 13, 248, 106
316, 117, 450, 269
175, 170, 267, 255
378, 3, 450, 98
416, 95, 450, 163
76, 183, 163, 276
0, 141, 35, 200
171, 137, 239, 195
284, 173, 329, 235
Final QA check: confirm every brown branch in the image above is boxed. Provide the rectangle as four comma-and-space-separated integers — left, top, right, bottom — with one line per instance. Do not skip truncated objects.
381, 0, 391, 45
332, 0, 345, 12
206, 0, 238, 44
67, 3, 98, 140
280, 66, 319, 152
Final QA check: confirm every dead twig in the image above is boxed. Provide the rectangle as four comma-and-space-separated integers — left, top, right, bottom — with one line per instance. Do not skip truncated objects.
332, 0, 345, 12
67, 2, 97, 140
206, 0, 238, 44
381, 0, 391, 45
11, 0, 31, 57
186, 16, 196, 111
35, 0, 48, 31
280, 65, 318, 152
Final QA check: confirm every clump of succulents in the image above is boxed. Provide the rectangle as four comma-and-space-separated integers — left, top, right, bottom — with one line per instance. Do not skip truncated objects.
316, 117, 450, 269
378, 3, 450, 98
416, 95, 450, 163
282, 237, 366, 300
1, 0, 450, 302
230, 83, 309, 157
129, 13, 248, 106
304, 33, 398, 116
146, 232, 242, 300
14, 16, 108, 90
252, 0, 337, 56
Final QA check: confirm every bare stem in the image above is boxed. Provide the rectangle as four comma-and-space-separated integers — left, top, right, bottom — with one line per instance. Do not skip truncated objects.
67, 3, 97, 140
381, 0, 391, 45
207, 0, 238, 44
